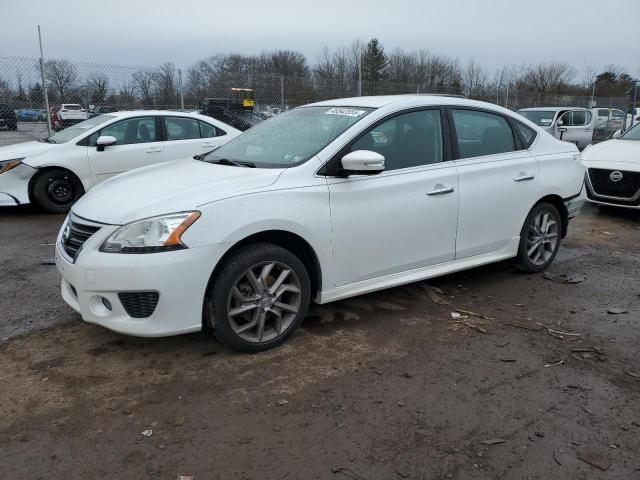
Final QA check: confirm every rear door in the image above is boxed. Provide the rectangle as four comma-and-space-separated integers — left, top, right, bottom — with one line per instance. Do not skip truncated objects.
86, 116, 164, 183
160, 116, 231, 161
451, 108, 540, 258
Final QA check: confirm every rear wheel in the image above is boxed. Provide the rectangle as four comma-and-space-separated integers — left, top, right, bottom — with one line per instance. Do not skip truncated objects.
32, 169, 84, 213
9, 122, 17, 131
514, 202, 562, 273
206, 243, 311, 353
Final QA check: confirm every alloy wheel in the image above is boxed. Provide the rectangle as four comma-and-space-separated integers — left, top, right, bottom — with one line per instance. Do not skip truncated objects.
226, 261, 302, 343
526, 210, 559, 266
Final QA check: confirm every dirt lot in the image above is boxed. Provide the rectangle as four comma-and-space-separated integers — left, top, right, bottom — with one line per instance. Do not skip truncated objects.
0, 201, 639, 479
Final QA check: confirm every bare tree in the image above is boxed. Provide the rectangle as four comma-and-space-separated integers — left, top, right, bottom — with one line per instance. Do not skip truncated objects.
152, 63, 177, 107
44, 59, 78, 102
525, 61, 576, 94
463, 59, 487, 97
87, 72, 109, 104
131, 70, 154, 105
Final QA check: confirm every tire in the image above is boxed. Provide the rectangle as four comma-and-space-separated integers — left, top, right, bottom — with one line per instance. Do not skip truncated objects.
206, 242, 311, 353
32, 169, 85, 214
9, 122, 17, 131
514, 202, 562, 273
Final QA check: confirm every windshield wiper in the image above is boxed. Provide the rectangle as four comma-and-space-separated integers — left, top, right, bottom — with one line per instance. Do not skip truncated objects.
39, 137, 56, 144
210, 158, 256, 168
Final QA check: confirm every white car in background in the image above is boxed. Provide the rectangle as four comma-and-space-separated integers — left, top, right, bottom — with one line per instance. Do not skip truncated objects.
583, 123, 640, 209
54, 95, 586, 353
0, 111, 240, 212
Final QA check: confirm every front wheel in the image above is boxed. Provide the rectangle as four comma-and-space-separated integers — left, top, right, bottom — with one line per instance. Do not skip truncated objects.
32, 169, 84, 213
206, 243, 311, 353
514, 202, 562, 273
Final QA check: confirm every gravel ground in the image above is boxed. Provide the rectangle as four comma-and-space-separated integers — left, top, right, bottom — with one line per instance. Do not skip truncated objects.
0, 122, 49, 146
0, 128, 639, 479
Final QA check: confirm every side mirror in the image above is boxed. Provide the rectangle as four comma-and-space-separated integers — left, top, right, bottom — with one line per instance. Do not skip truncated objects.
341, 150, 385, 175
96, 135, 117, 151
612, 129, 623, 139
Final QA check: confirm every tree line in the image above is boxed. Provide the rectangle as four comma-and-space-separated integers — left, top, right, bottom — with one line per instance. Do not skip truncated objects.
0, 38, 637, 111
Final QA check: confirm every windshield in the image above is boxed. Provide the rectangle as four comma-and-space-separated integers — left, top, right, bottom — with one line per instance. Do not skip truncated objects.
620, 123, 640, 141
203, 106, 373, 168
46, 115, 115, 143
518, 110, 556, 127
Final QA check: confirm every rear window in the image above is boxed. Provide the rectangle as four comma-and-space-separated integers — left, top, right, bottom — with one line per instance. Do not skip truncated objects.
513, 121, 537, 148
63, 105, 82, 110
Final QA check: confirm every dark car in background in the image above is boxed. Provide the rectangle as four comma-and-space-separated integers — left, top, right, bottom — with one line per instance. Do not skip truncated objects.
0, 103, 18, 130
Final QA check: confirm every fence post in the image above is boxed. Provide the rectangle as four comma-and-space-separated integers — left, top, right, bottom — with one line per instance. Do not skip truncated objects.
37, 25, 52, 136
280, 75, 284, 110
178, 68, 185, 110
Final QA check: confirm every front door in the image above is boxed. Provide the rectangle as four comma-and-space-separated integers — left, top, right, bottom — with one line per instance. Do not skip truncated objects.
87, 116, 164, 183
327, 109, 459, 287
555, 110, 593, 149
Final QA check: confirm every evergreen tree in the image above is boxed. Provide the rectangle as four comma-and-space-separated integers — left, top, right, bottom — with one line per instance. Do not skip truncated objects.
361, 38, 389, 86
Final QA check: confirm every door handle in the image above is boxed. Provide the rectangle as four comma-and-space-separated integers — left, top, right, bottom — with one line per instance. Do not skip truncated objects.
146, 147, 162, 153
427, 184, 455, 196
514, 173, 535, 182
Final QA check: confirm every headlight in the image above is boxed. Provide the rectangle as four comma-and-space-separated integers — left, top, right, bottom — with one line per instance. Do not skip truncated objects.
0, 158, 24, 175
100, 211, 200, 253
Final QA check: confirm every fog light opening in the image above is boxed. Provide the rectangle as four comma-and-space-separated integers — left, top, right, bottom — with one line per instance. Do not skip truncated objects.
101, 297, 112, 311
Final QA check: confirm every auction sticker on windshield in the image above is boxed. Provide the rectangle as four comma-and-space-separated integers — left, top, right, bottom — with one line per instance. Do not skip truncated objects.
325, 108, 367, 117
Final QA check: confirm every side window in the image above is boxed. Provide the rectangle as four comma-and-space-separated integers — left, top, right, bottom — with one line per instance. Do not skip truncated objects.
559, 111, 591, 126
513, 121, 536, 149
451, 109, 515, 159
350, 110, 443, 170
93, 117, 157, 146
199, 121, 223, 138
165, 117, 200, 141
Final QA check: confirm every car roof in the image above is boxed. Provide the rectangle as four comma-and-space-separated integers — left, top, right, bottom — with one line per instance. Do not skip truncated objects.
306, 94, 531, 118
307, 94, 492, 109
518, 106, 587, 112
107, 110, 210, 119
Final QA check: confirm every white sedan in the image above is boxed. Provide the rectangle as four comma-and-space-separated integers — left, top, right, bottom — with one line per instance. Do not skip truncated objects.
583, 123, 640, 209
0, 111, 240, 212
55, 95, 586, 352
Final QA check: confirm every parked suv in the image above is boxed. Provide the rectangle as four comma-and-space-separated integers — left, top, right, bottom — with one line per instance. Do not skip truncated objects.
55, 96, 586, 352
53, 104, 88, 130
0, 103, 17, 130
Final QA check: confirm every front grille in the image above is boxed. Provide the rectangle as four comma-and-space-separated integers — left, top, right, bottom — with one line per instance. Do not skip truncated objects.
61, 214, 102, 261
588, 168, 640, 199
118, 291, 160, 318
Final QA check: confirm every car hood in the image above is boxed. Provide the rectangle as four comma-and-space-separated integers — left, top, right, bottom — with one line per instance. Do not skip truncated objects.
582, 139, 640, 167
0, 141, 56, 162
72, 158, 285, 225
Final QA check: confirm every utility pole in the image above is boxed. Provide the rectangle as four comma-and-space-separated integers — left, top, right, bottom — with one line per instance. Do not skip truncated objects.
37, 25, 52, 136
178, 69, 184, 110
357, 48, 362, 97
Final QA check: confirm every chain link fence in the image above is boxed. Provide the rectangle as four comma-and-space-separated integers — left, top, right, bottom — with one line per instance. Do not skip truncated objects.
0, 55, 636, 136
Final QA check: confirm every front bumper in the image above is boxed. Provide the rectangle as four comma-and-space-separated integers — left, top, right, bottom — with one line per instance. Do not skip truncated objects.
55, 223, 230, 337
0, 163, 36, 206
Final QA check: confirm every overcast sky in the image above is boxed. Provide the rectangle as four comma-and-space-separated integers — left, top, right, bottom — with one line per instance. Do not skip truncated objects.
1, 0, 639, 78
